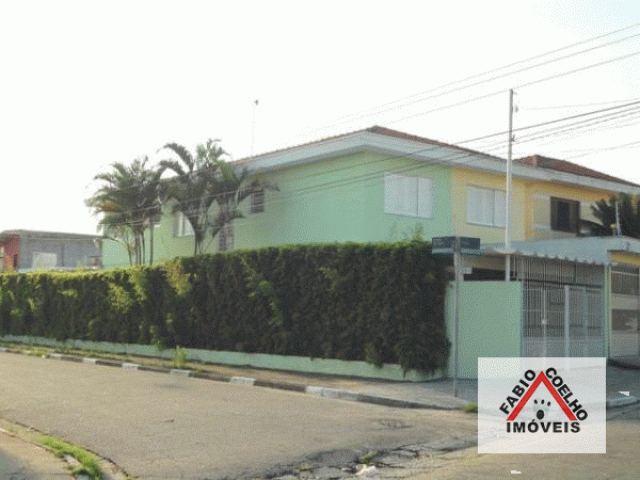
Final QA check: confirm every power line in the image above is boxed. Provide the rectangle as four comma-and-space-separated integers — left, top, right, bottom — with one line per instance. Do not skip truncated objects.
381, 51, 640, 128
98, 125, 639, 235
516, 50, 640, 90
524, 98, 640, 110
92, 99, 640, 229
287, 23, 640, 138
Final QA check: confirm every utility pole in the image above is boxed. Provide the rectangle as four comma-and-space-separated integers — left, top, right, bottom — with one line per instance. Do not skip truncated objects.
453, 236, 461, 398
505, 89, 514, 281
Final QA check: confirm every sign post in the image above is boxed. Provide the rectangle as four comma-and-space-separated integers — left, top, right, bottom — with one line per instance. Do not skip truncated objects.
432, 236, 481, 398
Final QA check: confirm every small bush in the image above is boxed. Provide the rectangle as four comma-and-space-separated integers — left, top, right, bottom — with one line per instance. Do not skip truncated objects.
463, 402, 478, 414
38, 435, 102, 480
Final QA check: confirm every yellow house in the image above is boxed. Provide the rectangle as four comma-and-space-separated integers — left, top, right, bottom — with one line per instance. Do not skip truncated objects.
448, 152, 640, 363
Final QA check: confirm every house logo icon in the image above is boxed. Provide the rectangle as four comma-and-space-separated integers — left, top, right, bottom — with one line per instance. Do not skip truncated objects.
500, 368, 587, 434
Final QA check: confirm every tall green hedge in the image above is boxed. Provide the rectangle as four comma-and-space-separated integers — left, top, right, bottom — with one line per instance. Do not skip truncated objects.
0, 242, 449, 373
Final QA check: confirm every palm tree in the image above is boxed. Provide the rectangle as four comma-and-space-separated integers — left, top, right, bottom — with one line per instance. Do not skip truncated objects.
208, 162, 277, 242
159, 139, 227, 256
582, 193, 640, 238
160, 138, 278, 254
86, 157, 162, 265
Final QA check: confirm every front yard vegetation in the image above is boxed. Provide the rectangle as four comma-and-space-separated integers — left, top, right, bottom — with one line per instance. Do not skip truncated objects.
0, 242, 448, 374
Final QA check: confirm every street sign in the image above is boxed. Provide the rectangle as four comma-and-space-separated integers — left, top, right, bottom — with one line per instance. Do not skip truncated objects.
432, 236, 481, 256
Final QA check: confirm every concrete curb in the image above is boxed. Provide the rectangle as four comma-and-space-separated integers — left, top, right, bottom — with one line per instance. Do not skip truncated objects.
2, 348, 636, 412
608, 358, 640, 370
1, 348, 453, 410
606, 396, 640, 409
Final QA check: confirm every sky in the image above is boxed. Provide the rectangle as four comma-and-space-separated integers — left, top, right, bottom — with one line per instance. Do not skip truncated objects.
1, 0, 639, 235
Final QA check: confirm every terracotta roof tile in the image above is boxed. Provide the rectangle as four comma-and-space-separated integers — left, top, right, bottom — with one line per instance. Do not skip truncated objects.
514, 155, 639, 188
241, 125, 638, 188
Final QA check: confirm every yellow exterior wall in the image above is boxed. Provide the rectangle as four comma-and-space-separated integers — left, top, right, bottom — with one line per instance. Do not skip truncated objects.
451, 167, 526, 243
524, 182, 612, 240
610, 252, 640, 267
452, 166, 616, 244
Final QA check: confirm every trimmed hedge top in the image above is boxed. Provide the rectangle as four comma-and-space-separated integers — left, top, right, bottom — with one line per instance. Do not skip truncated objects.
0, 242, 449, 374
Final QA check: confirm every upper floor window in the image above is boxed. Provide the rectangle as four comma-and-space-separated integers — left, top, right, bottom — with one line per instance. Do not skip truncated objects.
173, 211, 194, 237
384, 173, 433, 218
467, 186, 506, 227
551, 197, 579, 233
250, 189, 265, 213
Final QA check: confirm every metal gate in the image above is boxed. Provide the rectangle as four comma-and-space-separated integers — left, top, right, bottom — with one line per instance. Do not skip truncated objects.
522, 284, 604, 357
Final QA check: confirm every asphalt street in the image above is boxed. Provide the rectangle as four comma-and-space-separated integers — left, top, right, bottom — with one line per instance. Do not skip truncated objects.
0, 354, 476, 480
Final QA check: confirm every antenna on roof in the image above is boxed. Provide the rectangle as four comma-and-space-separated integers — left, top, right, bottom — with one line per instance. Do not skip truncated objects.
251, 99, 259, 157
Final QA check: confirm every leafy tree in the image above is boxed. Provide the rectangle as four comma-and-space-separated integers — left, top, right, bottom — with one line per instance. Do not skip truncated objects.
582, 193, 640, 238
86, 157, 162, 265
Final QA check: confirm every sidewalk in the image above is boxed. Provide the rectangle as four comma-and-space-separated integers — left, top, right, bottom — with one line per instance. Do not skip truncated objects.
0, 427, 72, 480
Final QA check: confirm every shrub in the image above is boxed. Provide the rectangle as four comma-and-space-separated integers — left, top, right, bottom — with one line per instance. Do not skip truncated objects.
0, 241, 448, 373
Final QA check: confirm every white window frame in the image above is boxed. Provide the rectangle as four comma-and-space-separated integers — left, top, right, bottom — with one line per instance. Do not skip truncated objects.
466, 185, 506, 228
173, 211, 194, 237
384, 173, 434, 219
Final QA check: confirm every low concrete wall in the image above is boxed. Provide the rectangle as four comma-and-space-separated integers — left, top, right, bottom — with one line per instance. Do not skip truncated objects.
446, 281, 523, 379
0, 335, 443, 382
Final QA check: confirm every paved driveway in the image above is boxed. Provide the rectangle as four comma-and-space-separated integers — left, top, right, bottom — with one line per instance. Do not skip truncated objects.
0, 354, 476, 480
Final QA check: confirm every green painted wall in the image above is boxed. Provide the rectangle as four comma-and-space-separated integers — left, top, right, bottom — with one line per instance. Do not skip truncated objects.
103, 151, 453, 268
1, 335, 441, 382
446, 281, 523, 379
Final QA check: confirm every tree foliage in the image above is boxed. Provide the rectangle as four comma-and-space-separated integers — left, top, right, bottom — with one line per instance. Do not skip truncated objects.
86, 157, 162, 265
583, 193, 640, 238
0, 242, 449, 374
160, 139, 277, 254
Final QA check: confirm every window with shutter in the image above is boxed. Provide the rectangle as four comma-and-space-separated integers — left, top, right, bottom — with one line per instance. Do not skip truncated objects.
384, 173, 434, 218
467, 186, 506, 227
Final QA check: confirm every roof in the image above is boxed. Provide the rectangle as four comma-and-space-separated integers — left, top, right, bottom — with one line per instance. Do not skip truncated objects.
239, 125, 640, 195
485, 236, 640, 265
0, 229, 103, 242
515, 155, 640, 188
238, 125, 501, 166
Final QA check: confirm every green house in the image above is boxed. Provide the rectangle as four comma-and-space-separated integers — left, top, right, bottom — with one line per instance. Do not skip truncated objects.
101, 126, 640, 377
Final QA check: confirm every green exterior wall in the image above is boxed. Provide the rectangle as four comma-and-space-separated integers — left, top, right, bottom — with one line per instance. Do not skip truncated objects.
446, 281, 523, 379
0, 335, 441, 382
103, 151, 453, 268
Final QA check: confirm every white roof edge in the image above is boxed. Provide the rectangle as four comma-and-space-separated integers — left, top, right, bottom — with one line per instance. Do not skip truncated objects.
240, 129, 640, 194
